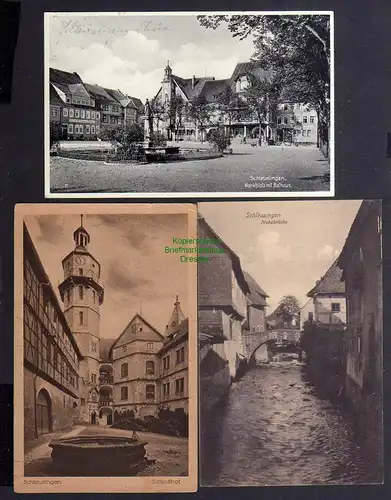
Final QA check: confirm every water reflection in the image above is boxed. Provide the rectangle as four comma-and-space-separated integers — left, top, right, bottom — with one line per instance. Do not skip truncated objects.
201, 361, 380, 486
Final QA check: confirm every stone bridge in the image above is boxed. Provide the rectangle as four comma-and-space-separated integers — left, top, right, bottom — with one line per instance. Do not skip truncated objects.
243, 329, 301, 363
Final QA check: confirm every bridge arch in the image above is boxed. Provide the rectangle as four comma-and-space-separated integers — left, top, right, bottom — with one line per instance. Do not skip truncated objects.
248, 339, 275, 363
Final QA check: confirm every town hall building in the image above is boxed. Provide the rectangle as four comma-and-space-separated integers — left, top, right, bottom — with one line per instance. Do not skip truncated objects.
152, 61, 318, 144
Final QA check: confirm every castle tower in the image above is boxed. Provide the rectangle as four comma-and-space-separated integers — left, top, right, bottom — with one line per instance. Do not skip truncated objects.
165, 295, 186, 336
58, 215, 104, 422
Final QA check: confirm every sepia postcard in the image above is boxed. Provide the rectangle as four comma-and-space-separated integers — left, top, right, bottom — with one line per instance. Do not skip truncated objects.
198, 200, 383, 486
14, 203, 198, 493
44, 11, 334, 198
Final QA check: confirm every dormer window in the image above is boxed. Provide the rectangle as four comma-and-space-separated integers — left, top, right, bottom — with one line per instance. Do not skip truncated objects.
236, 75, 249, 93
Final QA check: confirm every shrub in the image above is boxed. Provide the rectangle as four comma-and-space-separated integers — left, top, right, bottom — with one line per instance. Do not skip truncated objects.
99, 124, 144, 148
150, 131, 167, 147
207, 129, 231, 152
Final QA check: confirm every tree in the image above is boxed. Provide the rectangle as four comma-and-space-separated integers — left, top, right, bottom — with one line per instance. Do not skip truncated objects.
149, 96, 167, 136
50, 123, 62, 147
99, 124, 144, 149
99, 127, 119, 143
168, 94, 187, 141
198, 14, 331, 154
243, 74, 282, 144
278, 295, 301, 320
216, 85, 242, 137
187, 95, 212, 142
123, 123, 144, 145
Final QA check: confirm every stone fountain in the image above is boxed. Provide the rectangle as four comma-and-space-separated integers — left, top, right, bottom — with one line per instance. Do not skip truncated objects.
49, 434, 150, 476
142, 98, 179, 162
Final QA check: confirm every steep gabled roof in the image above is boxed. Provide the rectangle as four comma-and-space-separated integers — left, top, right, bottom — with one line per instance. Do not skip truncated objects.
172, 75, 215, 101
307, 259, 345, 297
104, 87, 126, 104
111, 313, 165, 351
50, 67, 83, 87
160, 318, 188, 354
243, 271, 269, 305
129, 96, 144, 110
68, 82, 90, 98
50, 83, 65, 106
199, 79, 231, 102
104, 88, 144, 111
84, 82, 117, 103
230, 62, 273, 83
198, 214, 250, 296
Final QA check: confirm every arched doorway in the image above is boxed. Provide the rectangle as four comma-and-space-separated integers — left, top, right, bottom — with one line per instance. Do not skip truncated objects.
91, 412, 97, 425
36, 389, 52, 435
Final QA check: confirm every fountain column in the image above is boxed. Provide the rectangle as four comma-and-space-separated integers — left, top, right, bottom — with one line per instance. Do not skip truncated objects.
143, 98, 153, 149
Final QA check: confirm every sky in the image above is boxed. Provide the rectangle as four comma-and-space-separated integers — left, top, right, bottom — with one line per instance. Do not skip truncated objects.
199, 200, 361, 313
25, 213, 189, 339
47, 13, 256, 101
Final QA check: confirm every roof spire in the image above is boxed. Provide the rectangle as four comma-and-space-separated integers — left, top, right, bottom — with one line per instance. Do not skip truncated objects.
165, 295, 185, 336
73, 214, 90, 249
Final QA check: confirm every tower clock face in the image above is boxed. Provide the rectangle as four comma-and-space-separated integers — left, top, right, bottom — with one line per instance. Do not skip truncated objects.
75, 256, 86, 265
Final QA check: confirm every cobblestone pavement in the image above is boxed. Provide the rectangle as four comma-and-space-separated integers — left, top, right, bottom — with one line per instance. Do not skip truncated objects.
24, 425, 188, 477
50, 145, 330, 194
201, 362, 381, 486
79, 427, 188, 477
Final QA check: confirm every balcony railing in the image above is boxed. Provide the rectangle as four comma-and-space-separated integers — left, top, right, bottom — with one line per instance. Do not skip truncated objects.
99, 398, 113, 406
64, 267, 104, 288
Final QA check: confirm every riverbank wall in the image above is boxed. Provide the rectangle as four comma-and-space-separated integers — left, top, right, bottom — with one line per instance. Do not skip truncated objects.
301, 322, 382, 475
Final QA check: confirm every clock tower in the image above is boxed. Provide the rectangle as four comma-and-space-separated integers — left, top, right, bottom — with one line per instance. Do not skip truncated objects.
58, 215, 104, 422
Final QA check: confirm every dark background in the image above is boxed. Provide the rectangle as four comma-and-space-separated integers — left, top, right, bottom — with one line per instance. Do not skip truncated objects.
0, 0, 390, 497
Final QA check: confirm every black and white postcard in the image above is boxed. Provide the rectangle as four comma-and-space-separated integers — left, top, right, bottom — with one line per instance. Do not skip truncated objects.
198, 200, 383, 486
44, 11, 334, 198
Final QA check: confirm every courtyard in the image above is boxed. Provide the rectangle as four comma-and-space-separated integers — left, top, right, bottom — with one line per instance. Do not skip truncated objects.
24, 425, 188, 477
49, 144, 330, 194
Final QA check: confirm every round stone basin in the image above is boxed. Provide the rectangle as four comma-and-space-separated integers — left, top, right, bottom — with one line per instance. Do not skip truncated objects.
49, 435, 149, 475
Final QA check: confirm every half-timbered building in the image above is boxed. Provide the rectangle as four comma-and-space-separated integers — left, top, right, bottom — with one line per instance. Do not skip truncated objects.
23, 223, 83, 440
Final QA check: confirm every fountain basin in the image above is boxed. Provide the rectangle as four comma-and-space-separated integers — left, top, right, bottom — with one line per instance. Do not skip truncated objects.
49, 435, 149, 475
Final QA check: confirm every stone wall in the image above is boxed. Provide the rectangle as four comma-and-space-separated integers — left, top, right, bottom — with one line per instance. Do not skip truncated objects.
200, 364, 231, 415
24, 369, 80, 441
242, 330, 268, 360
345, 375, 383, 471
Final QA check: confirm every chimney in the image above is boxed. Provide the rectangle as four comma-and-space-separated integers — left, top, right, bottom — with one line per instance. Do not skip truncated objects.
192, 75, 196, 89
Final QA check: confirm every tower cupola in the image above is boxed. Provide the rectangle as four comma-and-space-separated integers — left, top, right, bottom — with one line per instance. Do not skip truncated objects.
73, 215, 90, 249
165, 295, 186, 336
163, 60, 172, 81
